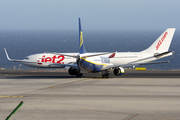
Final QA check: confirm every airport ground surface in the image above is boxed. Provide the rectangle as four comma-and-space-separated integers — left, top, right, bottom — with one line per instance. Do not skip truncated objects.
0, 69, 180, 120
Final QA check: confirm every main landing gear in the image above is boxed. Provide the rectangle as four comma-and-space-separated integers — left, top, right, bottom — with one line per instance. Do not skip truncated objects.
68, 67, 83, 78
101, 70, 109, 78
76, 72, 83, 78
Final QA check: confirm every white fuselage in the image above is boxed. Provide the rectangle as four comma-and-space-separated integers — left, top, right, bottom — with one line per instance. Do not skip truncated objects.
21, 51, 172, 68
111, 52, 171, 65
22, 53, 77, 68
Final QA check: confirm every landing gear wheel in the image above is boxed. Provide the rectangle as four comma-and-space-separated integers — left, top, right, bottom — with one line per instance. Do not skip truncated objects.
102, 73, 109, 78
76, 73, 83, 78
101, 70, 109, 78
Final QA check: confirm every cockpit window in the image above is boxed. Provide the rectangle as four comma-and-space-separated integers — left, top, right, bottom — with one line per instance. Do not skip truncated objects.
25, 57, 29, 59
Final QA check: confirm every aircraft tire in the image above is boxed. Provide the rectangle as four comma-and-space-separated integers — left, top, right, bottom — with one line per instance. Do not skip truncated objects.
102, 73, 109, 79
76, 73, 83, 78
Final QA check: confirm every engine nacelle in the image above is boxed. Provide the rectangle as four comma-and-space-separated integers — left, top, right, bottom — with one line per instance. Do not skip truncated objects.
113, 67, 124, 76
68, 67, 79, 75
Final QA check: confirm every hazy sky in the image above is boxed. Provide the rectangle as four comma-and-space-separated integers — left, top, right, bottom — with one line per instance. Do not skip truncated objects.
0, 0, 179, 30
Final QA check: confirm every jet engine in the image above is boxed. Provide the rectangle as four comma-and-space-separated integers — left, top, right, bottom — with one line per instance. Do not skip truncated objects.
113, 67, 124, 76
68, 67, 79, 75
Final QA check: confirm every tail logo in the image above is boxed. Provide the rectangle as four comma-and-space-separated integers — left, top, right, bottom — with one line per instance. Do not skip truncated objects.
156, 32, 168, 50
79, 31, 83, 48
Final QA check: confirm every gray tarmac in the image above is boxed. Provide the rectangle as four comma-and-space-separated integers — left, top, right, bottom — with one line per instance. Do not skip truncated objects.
0, 69, 180, 120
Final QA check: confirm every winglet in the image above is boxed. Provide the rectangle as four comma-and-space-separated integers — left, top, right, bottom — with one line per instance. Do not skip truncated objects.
109, 53, 116, 58
79, 18, 86, 54
4, 48, 11, 61
4, 48, 29, 62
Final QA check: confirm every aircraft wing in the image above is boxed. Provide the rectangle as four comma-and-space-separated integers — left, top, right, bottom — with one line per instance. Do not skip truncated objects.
46, 52, 79, 58
4, 48, 29, 62
48, 63, 80, 70
80, 52, 114, 58
47, 52, 114, 58
101, 51, 174, 71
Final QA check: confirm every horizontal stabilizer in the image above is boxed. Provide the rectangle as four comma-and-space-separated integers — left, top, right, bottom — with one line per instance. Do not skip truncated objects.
154, 51, 173, 58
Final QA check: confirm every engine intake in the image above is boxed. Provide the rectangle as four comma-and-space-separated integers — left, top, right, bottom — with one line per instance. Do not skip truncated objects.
113, 67, 124, 76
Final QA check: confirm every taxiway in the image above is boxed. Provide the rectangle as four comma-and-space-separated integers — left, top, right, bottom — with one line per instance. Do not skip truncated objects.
0, 69, 180, 120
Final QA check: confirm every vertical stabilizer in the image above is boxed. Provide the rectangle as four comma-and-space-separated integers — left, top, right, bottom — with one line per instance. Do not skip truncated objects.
142, 28, 176, 53
79, 18, 86, 54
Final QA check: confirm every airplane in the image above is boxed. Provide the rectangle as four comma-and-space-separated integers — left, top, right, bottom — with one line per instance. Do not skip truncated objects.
4, 18, 175, 78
